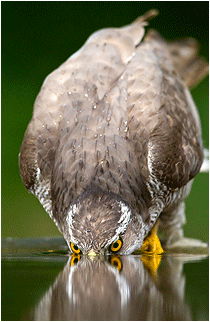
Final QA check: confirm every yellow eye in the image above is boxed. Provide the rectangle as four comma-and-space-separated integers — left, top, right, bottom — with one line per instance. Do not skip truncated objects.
109, 237, 123, 253
110, 255, 122, 272
70, 254, 81, 266
70, 242, 82, 254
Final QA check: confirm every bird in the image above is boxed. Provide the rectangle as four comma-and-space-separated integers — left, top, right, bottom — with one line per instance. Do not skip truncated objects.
19, 10, 208, 255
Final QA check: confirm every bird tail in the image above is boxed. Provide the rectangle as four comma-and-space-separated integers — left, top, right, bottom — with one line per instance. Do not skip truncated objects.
121, 9, 159, 48
167, 37, 209, 89
144, 29, 209, 89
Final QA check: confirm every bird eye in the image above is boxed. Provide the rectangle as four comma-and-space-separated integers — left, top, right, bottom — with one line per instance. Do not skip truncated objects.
70, 254, 81, 266
109, 237, 123, 253
70, 242, 82, 254
109, 255, 122, 272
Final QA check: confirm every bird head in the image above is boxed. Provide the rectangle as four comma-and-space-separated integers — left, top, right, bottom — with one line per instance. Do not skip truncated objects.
64, 188, 146, 255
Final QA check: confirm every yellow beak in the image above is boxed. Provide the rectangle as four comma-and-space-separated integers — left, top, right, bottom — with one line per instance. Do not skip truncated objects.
88, 250, 97, 257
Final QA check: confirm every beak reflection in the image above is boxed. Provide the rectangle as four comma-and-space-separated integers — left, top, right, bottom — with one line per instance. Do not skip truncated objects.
31, 253, 207, 321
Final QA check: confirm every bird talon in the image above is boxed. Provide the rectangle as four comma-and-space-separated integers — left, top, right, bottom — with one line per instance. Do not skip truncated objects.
140, 222, 164, 255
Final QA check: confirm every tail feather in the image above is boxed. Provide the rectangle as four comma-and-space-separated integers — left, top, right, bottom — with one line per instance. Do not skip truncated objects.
144, 30, 208, 89
122, 9, 159, 47
168, 38, 209, 89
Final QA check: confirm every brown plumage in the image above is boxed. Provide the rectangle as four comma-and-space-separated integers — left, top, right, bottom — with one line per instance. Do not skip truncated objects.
19, 10, 208, 254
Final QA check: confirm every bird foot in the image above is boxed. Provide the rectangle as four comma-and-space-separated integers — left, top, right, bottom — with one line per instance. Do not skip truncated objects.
140, 223, 164, 255
141, 254, 162, 280
164, 237, 209, 255
139, 223, 164, 280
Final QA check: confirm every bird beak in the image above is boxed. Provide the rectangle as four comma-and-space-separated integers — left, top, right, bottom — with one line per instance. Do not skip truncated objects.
88, 250, 97, 258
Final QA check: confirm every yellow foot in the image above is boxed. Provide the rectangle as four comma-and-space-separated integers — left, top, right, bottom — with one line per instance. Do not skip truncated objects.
141, 254, 162, 280
139, 222, 164, 279
140, 222, 164, 254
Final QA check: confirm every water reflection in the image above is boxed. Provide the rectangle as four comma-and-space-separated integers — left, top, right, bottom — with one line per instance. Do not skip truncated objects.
30, 253, 207, 321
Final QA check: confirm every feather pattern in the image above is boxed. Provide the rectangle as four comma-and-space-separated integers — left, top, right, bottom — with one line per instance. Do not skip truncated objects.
19, 10, 208, 254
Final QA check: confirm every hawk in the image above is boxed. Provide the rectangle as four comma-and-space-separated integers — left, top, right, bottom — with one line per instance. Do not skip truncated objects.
19, 10, 208, 255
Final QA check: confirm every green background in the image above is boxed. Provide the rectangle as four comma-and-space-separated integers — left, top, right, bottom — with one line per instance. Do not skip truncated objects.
2, 2, 209, 240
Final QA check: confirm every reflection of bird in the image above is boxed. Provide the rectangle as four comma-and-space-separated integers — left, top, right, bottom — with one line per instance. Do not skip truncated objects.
19, 10, 208, 255
31, 255, 198, 320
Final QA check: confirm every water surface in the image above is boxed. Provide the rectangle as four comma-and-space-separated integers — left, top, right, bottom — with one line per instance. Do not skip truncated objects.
2, 237, 209, 321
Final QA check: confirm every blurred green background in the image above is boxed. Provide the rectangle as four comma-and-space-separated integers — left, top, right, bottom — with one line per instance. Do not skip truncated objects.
2, 2, 209, 240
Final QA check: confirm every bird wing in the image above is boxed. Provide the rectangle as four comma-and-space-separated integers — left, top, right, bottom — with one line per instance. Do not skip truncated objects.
19, 10, 158, 216
19, 10, 207, 222
118, 29, 205, 189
